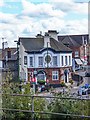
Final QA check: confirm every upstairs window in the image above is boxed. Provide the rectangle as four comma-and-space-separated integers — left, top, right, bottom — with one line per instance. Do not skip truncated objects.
38, 57, 43, 67
53, 56, 57, 66
75, 51, 79, 57
61, 56, 64, 66
69, 56, 71, 65
52, 71, 58, 80
65, 56, 68, 65
24, 56, 27, 65
30, 57, 33, 67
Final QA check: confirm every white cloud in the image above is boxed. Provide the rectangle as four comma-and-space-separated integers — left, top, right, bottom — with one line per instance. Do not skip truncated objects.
0, 0, 88, 48
49, 0, 73, 3
22, 0, 65, 18
74, 3, 88, 14
0, 0, 4, 6
60, 19, 88, 35
51, 1, 88, 14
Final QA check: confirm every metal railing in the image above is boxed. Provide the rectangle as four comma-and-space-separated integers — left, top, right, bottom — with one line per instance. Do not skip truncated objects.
0, 93, 90, 120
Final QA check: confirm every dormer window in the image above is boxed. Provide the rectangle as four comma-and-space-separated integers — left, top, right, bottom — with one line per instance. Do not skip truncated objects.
75, 51, 79, 57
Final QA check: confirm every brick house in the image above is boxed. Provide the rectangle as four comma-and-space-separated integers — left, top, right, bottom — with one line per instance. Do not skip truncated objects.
18, 30, 72, 86
58, 34, 89, 70
2, 45, 18, 80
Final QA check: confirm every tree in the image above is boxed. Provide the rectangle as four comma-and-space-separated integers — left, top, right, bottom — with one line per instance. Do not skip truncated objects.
48, 93, 90, 120
2, 72, 47, 120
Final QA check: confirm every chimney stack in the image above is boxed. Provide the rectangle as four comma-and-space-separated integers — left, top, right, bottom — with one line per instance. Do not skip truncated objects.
48, 30, 58, 41
44, 32, 51, 48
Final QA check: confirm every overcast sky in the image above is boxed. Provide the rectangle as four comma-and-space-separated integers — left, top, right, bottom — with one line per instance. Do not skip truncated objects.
0, 0, 88, 48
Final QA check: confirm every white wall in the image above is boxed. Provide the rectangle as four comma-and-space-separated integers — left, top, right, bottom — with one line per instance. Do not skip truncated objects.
19, 44, 72, 81
19, 43, 28, 81
27, 50, 72, 68
60, 53, 72, 67
0, 61, 2, 68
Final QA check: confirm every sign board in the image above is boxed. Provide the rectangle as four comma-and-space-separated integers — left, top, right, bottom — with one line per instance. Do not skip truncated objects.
31, 77, 36, 84
46, 79, 49, 83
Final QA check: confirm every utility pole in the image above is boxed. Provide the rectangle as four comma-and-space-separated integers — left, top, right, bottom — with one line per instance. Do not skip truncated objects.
33, 52, 37, 94
46, 42, 49, 85
47, 42, 49, 68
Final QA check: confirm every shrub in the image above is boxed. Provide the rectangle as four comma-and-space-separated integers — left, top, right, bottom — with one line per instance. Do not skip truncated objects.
37, 80, 45, 85
60, 82, 66, 87
69, 79, 73, 85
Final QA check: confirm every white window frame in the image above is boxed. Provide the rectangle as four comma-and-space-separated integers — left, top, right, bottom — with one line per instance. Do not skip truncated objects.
65, 56, 68, 65
38, 56, 43, 67
53, 56, 57, 66
52, 71, 58, 80
24, 56, 27, 65
75, 51, 79, 57
69, 56, 71, 65
30, 57, 33, 67
61, 56, 64, 66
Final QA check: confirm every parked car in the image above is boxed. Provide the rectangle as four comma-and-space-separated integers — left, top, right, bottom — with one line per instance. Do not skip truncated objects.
78, 84, 90, 95
39, 85, 49, 92
85, 72, 90, 77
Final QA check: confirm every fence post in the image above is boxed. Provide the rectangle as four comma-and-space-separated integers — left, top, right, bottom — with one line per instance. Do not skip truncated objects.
31, 96, 34, 120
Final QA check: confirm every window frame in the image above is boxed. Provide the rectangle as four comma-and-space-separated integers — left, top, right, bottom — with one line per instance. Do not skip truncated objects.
69, 56, 71, 65
38, 56, 43, 67
53, 56, 57, 66
52, 71, 59, 80
75, 51, 79, 57
65, 56, 68, 65
24, 56, 27, 65
29, 56, 33, 67
61, 56, 64, 66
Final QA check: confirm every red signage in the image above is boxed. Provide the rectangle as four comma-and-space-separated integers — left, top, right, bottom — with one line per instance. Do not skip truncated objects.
46, 79, 49, 83
31, 77, 36, 82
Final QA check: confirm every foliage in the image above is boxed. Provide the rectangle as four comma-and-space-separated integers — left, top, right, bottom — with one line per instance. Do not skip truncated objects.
69, 79, 73, 85
60, 82, 66, 87
37, 80, 45, 85
48, 93, 90, 120
2, 71, 47, 120
2, 70, 90, 120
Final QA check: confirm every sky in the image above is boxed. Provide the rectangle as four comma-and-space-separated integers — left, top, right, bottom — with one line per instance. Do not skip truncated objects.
0, 0, 89, 48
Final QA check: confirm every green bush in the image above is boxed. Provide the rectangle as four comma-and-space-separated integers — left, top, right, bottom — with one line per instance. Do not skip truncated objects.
69, 79, 73, 85
37, 80, 45, 85
60, 82, 66, 87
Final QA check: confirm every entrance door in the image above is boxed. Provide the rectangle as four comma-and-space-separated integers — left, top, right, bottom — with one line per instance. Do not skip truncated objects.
37, 71, 46, 84
37, 72, 45, 81
64, 69, 69, 83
